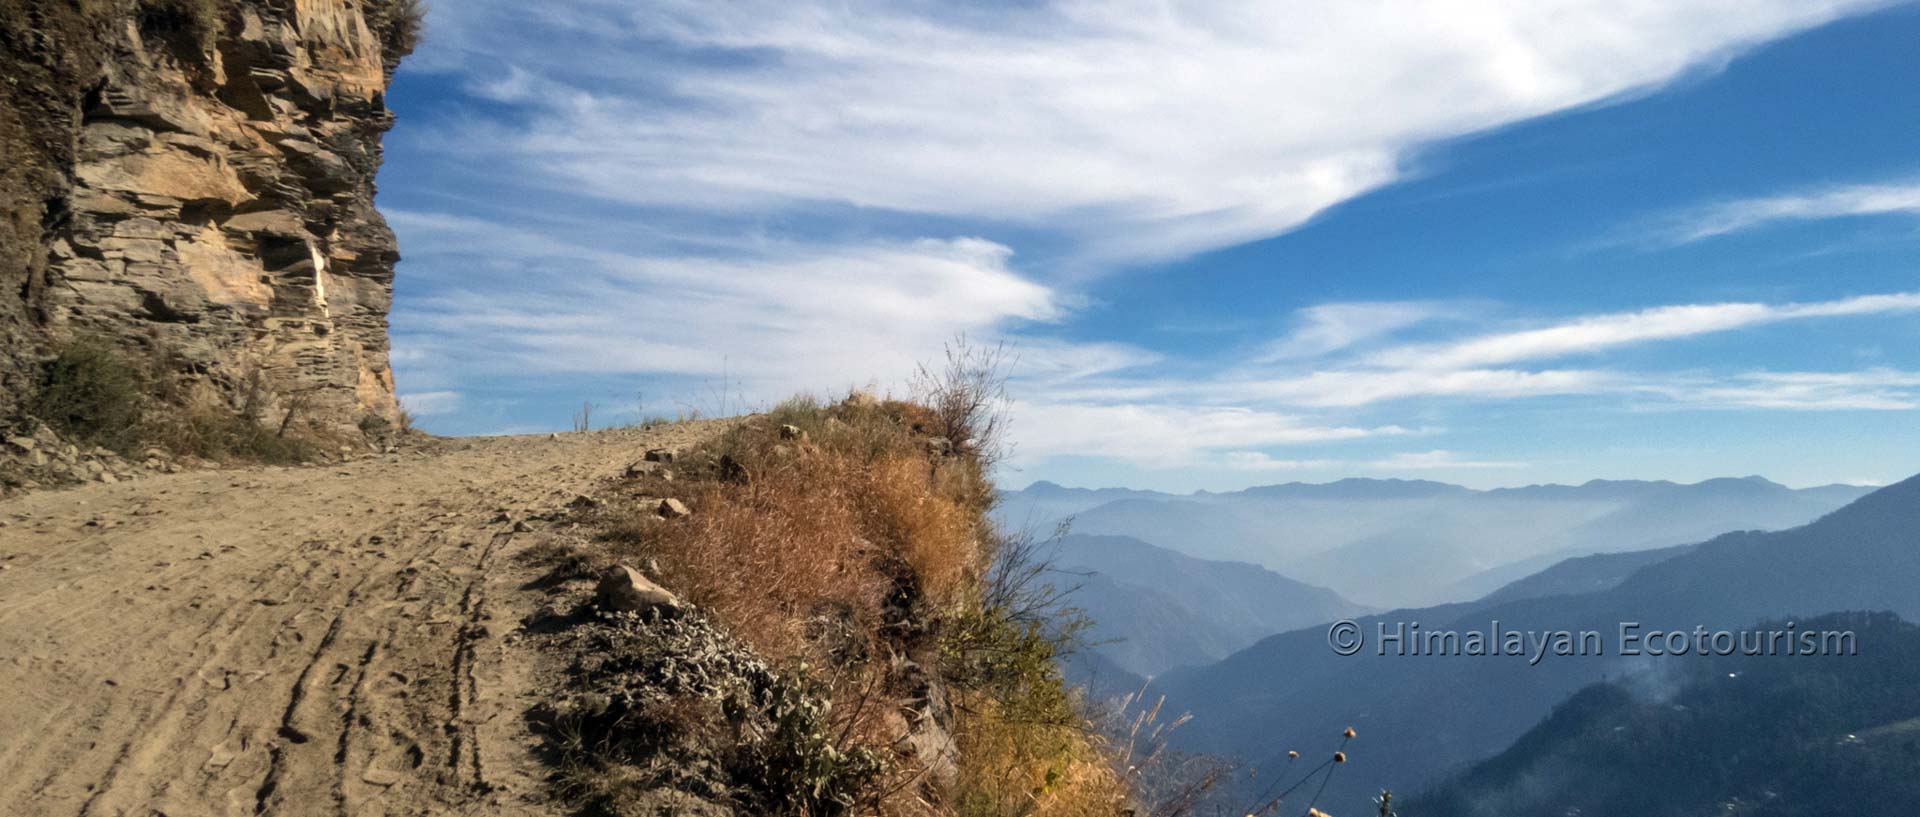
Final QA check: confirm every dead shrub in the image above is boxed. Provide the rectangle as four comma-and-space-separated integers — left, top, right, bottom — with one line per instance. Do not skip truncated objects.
611, 443, 985, 663
141, 382, 317, 464
910, 336, 1014, 470
614, 452, 891, 661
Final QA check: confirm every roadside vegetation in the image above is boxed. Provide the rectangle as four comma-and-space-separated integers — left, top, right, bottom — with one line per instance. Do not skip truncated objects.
539, 341, 1193, 816
8, 335, 386, 467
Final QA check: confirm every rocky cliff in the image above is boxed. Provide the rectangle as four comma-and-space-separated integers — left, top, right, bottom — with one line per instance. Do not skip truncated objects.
1, 0, 417, 429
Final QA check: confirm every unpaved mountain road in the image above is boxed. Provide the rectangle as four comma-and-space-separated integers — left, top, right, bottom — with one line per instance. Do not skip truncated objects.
0, 422, 729, 817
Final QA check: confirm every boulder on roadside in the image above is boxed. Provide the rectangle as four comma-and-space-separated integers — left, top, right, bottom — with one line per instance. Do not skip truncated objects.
594, 564, 683, 615
657, 498, 691, 519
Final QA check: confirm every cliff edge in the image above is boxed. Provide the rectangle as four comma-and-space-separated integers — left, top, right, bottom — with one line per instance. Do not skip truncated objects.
1, 0, 418, 429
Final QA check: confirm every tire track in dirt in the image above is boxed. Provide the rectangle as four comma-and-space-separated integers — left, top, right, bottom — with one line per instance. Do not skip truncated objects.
0, 421, 729, 816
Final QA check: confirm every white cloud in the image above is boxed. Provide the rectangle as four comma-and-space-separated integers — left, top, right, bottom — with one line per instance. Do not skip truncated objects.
1667, 181, 1920, 243
1368, 292, 1920, 370
385, 3, 1914, 481
413, 0, 1882, 263
1007, 401, 1414, 466
1234, 367, 1616, 407
1219, 449, 1523, 472
1369, 450, 1528, 470
1258, 301, 1459, 361
400, 390, 463, 416
1218, 452, 1343, 471
1650, 369, 1920, 410
389, 210, 1058, 401
1005, 339, 1163, 383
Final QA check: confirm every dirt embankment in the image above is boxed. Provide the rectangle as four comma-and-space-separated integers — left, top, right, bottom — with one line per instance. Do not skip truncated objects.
0, 421, 728, 817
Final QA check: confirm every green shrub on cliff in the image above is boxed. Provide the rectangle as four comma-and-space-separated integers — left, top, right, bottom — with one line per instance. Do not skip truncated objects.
28, 338, 147, 452
22, 336, 316, 464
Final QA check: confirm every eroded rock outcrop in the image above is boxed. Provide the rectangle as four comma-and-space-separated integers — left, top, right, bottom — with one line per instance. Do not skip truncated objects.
1, 0, 416, 429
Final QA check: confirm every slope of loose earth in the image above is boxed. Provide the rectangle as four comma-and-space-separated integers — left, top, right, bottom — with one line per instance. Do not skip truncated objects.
0, 421, 729, 817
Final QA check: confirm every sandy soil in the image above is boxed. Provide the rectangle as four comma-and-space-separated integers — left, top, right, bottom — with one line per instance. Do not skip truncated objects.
0, 421, 730, 816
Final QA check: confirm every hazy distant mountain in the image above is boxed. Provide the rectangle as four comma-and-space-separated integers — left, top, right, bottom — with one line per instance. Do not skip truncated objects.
1473, 543, 1696, 604
1050, 534, 1371, 677
1411, 611, 1920, 817
998, 477, 1873, 607
993, 480, 1174, 534
1155, 474, 1920, 809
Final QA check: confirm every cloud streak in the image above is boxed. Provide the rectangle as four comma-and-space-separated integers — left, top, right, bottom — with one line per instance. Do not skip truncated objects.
384, 1, 1913, 483
388, 210, 1059, 400
1368, 292, 1920, 370
411, 0, 1883, 263
1666, 182, 1920, 243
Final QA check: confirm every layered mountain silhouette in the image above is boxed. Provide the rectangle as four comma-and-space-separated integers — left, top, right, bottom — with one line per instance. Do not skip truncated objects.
1411, 611, 1920, 816
998, 477, 1871, 607
1046, 534, 1371, 676
1152, 474, 1920, 809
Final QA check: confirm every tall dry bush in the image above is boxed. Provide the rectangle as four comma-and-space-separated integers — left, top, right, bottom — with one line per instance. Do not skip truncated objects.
585, 345, 1175, 816
911, 336, 1015, 471
615, 424, 985, 663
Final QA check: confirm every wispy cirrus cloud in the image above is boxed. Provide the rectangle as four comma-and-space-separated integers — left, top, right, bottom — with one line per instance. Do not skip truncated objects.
1367, 292, 1920, 370
388, 209, 1059, 400
990, 290, 1920, 469
1663, 181, 1920, 243
1649, 369, 1920, 411
409, 0, 1884, 264
1005, 401, 1419, 467
1220, 450, 1526, 473
1257, 301, 1465, 362
385, 1, 1913, 484
399, 390, 463, 416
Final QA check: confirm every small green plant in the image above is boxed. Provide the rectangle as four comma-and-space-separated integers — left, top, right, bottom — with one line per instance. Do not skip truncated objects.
22, 337, 317, 465
29, 338, 148, 453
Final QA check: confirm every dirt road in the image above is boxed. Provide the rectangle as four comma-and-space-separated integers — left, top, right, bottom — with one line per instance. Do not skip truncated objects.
0, 422, 728, 816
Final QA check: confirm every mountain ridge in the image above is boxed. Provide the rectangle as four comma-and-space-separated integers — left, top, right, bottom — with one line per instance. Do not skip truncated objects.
1155, 472, 1920, 807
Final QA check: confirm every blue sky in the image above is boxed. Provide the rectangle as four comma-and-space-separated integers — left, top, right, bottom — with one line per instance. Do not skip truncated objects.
378, 0, 1920, 491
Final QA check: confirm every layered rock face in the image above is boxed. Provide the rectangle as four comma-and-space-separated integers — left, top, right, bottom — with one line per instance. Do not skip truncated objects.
1, 0, 412, 429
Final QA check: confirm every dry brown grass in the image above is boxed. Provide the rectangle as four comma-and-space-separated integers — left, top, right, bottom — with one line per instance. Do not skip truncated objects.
605, 402, 986, 663
575, 341, 1151, 817
950, 693, 1130, 817
623, 451, 892, 660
